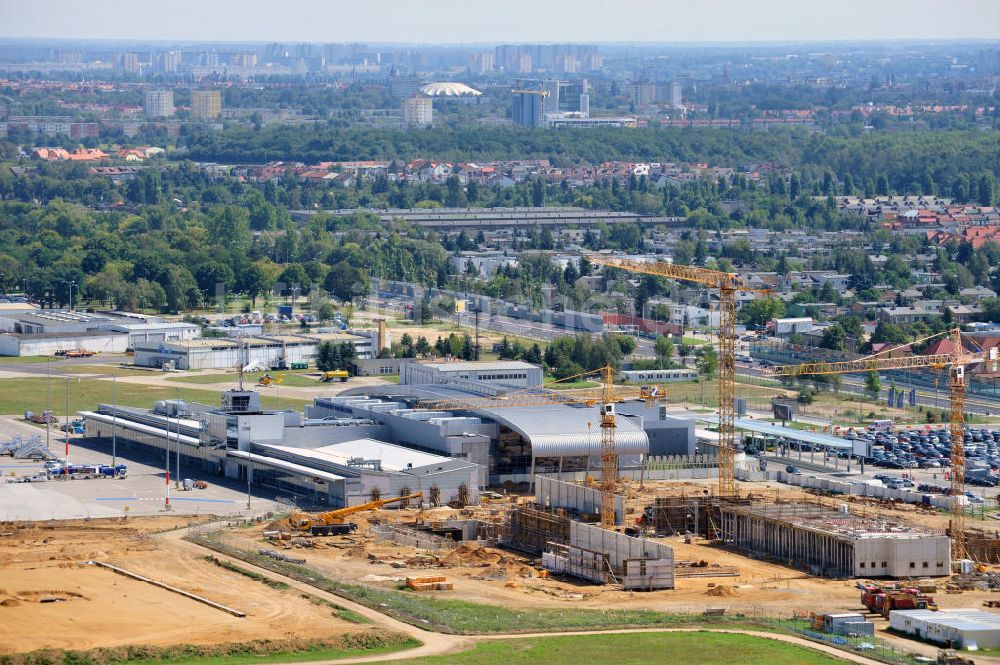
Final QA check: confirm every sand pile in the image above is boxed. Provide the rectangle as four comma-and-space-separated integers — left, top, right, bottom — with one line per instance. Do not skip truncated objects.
441, 544, 504, 566
0, 599, 20, 607
705, 585, 741, 597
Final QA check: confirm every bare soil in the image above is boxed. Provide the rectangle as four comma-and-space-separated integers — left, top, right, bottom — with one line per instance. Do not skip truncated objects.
0, 516, 372, 654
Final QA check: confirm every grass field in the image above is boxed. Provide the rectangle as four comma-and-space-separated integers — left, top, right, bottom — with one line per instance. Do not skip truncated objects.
15, 635, 421, 665
166, 371, 320, 387
396, 632, 848, 665
57, 365, 157, 377
0, 377, 309, 417
0, 355, 55, 364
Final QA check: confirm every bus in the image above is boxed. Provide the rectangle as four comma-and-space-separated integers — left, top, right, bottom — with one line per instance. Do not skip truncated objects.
867, 419, 894, 432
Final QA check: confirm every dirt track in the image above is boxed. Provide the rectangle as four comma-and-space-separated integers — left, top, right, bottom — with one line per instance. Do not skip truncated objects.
0, 517, 372, 653
163, 528, 890, 665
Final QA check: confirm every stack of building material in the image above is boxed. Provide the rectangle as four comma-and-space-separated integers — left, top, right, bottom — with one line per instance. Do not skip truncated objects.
405, 576, 453, 591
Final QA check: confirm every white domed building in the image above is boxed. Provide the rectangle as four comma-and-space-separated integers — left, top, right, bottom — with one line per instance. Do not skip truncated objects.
419, 82, 482, 97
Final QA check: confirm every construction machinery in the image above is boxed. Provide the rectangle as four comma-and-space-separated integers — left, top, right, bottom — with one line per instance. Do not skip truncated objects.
589, 256, 770, 496
767, 328, 995, 560
289, 492, 423, 536
860, 583, 938, 617
937, 649, 976, 665
319, 369, 350, 383
257, 373, 284, 387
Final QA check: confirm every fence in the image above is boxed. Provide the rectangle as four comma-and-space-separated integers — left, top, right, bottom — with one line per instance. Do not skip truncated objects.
370, 523, 459, 551
738, 467, 966, 512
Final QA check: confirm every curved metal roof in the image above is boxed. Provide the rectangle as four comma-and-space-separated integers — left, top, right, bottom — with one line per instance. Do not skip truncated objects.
473, 405, 649, 457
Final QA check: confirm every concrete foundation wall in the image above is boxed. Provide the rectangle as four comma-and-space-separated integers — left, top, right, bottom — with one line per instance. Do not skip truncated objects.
534, 475, 624, 525
570, 521, 674, 580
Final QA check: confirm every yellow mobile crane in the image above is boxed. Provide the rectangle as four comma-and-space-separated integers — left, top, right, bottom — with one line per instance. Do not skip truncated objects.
589, 256, 770, 496
766, 328, 995, 560
416, 365, 660, 529
289, 492, 423, 536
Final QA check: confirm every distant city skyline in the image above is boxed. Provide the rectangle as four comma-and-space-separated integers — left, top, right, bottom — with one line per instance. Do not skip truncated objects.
2, 0, 999, 44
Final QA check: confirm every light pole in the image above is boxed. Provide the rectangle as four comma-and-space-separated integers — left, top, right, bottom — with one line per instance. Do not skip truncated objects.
46, 357, 51, 455
67, 280, 76, 311
164, 406, 171, 511
63, 377, 70, 480
174, 388, 181, 488
111, 373, 117, 467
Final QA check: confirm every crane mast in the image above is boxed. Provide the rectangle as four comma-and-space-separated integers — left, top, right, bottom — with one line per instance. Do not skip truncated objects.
589, 256, 768, 496
599, 364, 617, 528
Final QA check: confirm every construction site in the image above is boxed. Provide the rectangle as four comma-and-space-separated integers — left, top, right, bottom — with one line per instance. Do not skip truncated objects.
7, 258, 1000, 663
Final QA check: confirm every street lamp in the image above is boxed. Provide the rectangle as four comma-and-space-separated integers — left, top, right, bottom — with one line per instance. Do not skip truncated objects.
67, 280, 76, 311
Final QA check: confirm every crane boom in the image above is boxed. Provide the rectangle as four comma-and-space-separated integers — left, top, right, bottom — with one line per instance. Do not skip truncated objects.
769, 353, 962, 376
767, 328, 977, 560
590, 256, 770, 496
290, 492, 424, 534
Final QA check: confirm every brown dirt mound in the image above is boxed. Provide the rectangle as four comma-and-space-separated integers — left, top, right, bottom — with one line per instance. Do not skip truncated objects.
0, 599, 20, 607
441, 544, 504, 566
705, 585, 741, 597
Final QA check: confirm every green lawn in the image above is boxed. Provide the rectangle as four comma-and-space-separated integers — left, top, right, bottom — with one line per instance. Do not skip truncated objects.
0, 377, 309, 417
547, 379, 601, 390
58, 365, 157, 377
18, 635, 420, 665
166, 371, 320, 387
380, 374, 401, 383
679, 336, 709, 346
397, 632, 848, 665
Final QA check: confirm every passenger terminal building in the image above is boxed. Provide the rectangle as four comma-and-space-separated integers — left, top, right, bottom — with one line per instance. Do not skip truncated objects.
79, 359, 695, 506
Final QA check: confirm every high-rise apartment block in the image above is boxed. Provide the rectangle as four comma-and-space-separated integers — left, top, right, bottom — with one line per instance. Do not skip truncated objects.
160, 50, 181, 74
190, 90, 222, 120
388, 72, 422, 98
670, 80, 683, 109
401, 96, 433, 127
628, 82, 656, 106
143, 89, 175, 119
468, 51, 495, 74
120, 52, 140, 74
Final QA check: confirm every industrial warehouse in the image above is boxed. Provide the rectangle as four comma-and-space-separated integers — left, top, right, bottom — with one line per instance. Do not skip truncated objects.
133, 329, 384, 369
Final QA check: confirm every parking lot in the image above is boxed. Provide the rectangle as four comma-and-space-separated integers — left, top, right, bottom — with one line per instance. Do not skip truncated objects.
770, 424, 1000, 508
0, 416, 282, 520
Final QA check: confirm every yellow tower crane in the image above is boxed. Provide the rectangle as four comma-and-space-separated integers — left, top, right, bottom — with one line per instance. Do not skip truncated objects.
589, 256, 770, 496
766, 328, 996, 560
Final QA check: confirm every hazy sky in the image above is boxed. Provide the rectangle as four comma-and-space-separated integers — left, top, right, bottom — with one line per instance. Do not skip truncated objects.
2, 0, 999, 43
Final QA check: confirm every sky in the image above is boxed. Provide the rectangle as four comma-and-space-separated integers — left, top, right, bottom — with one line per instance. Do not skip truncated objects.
1, 0, 999, 44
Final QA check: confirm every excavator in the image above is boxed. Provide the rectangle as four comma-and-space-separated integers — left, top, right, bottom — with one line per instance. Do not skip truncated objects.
289, 492, 423, 536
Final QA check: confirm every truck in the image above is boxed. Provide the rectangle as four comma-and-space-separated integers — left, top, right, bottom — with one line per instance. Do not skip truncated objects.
289, 492, 422, 536
60, 349, 95, 358
861, 585, 937, 617
46, 463, 127, 480
319, 370, 350, 383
